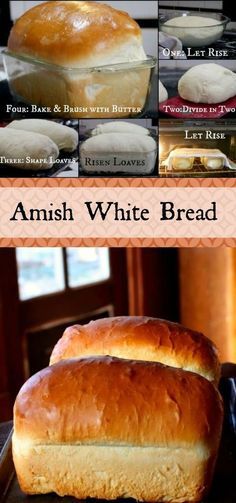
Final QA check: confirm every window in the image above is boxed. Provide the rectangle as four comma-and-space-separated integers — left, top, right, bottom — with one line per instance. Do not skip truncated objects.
67, 248, 110, 288
16, 247, 110, 301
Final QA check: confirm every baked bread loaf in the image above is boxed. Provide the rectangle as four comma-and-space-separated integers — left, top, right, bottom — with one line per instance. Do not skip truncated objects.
178, 63, 236, 104
8, 1, 146, 67
7, 119, 78, 152
80, 133, 157, 174
0, 129, 59, 169
91, 121, 150, 136
7, 1, 152, 118
13, 356, 223, 501
50, 316, 220, 383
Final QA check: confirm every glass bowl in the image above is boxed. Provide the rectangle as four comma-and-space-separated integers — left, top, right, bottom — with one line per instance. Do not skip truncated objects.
2, 50, 157, 119
159, 11, 230, 47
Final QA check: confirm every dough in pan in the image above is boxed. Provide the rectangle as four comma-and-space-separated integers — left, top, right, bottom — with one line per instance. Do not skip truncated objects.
80, 132, 157, 174
81, 132, 156, 154
178, 63, 236, 104
201, 157, 223, 170
172, 157, 194, 171
7, 119, 78, 152
91, 121, 149, 136
0, 129, 59, 169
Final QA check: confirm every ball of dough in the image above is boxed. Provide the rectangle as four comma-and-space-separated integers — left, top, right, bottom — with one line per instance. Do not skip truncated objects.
159, 80, 168, 103
91, 121, 149, 136
178, 63, 236, 104
7, 119, 78, 152
161, 16, 224, 47
0, 129, 59, 170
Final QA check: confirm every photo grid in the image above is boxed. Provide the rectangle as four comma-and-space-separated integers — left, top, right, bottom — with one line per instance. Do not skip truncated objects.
0, 1, 236, 502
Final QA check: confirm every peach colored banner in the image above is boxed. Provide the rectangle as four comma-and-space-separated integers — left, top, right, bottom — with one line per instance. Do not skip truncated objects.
0, 178, 236, 247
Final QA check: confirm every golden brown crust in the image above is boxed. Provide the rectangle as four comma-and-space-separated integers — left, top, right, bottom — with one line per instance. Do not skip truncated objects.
14, 356, 223, 451
50, 316, 221, 382
8, 1, 143, 67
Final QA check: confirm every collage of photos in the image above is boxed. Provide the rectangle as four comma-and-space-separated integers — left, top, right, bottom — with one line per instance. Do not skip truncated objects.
0, 0, 158, 177
0, 2, 236, 503
159, 0, 236, 177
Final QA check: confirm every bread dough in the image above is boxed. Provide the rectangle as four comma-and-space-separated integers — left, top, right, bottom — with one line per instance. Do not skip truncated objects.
172, 157, 194, 171
80, 133, 157, 174
165, 148, 228, 171
7, 119, 78, 152
81, 133, 156, 154
0, 129, 59, 169
178, 63, 236, 104
201, 157, 223, 170
91, 121, 149, 136
161, 16, 224, 47
159, 80, 168, 103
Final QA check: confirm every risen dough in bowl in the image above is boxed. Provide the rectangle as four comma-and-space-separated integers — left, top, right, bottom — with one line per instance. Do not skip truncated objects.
178, 63, 236, 104
91, 121, 149, 136
80, 133, 157, 174
0, 129, 59, 169
159, 80, 168, 103
7, 119, 78, 152
161, 16, 224, 47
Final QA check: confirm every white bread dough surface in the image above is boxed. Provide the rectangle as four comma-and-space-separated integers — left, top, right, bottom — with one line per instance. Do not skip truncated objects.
178, 63, 236, 104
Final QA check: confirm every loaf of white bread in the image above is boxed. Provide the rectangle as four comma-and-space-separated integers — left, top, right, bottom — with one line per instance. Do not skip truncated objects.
50, 316, 220, 383
13, 356, 223, 502
8, 1, 146, 68
7, 1, 151, 118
